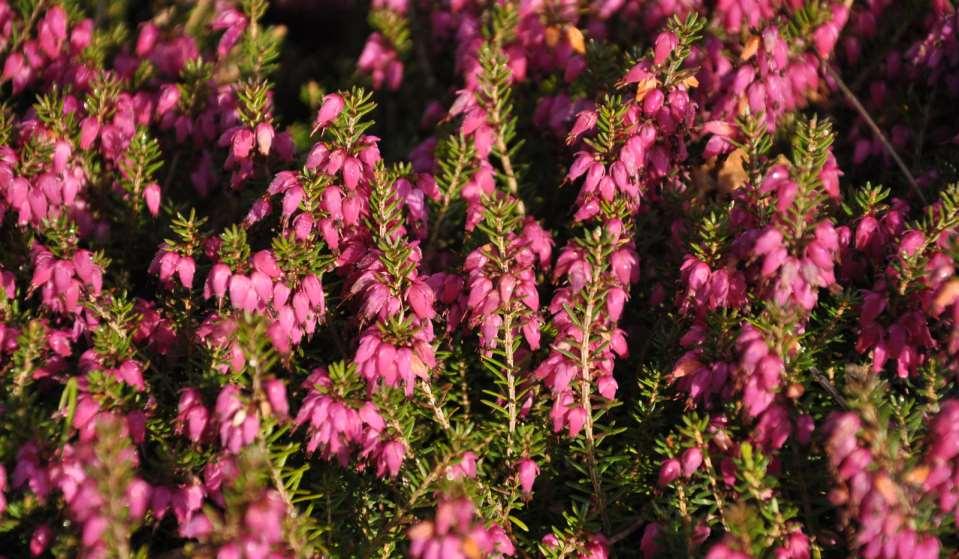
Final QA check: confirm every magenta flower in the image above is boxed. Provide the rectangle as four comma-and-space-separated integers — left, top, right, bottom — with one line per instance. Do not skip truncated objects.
408, 498, 514, 558
516, 458, 539, 494
29, 524, 52, 557
214, 385, 260, 454
177, 389, 210, 443
658, 458, 681, 487
315, 93, 346, 131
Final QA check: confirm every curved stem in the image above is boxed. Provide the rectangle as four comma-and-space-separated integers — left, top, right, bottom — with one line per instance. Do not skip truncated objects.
825, 64, 927, 205
578, 282, 611, 533
487, 100, 520, 196
693, 431, 728, 529
260, 439, 310, 556
421, 380, 451, 431
494, 131, 519, 196
425, 143, 472, 254
503, 312, 517, 450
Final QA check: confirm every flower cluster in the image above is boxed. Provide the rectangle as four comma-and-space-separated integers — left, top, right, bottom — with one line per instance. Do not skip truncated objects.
823, 370, 959, 559
408, 497, 514, 559
1, 0, 959, 557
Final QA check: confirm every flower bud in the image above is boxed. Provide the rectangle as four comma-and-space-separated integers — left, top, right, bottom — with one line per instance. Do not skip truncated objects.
315, 93, 345, 131
143, 182, 161, 217
255, 121, 274, 156
681, 448, 703, 477
517, 458, 539, 494
658, 458, 681, 486
263, 379, 289, 419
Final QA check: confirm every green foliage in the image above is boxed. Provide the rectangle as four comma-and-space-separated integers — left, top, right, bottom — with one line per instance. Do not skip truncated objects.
781, 116, 835, 243
584, 94, 629, 161
367, 161, 416, 292
369, 8, 411, 56
120, 128, 164, 206
89, 416, 139, 558
783, 0, 834, 43
235, 79, 273, 128
236, 0, 282, 78
320, 87, 377, 151
476, 41, 524, 196
576, 41, 625, 96
724, 443, 800, 556
165, 209, 208, 257
40, 213, 81, 257
178, 58, 216, 114
662, 12, 706, 87
434, 134, 475, 203
15, 132, 54, 177
89, 292, 138, 367
81, 21, 129, 69
733, 111, 774, 187
0, 103, 14, 147
34, 86, 76, 137
483, 2, 519, 47
845, 181, 891, 216
84, 73, 123, 121
915, 182, 959, 239
219, 224, 250, 269
271, 234, 334, 284
689, 209, 733, 266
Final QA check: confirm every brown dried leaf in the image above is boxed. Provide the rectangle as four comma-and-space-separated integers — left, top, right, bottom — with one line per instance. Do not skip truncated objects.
904, 465, 930, 486
672, 355, 703, 379
933, 278, 959, 315
740, 35, 761, 61
691, 162, 716, 197
462, 537, 483, 559
717, 148, 748, 193
544, 26, 561, 48
874, 474, 900, 505
408, 522, 434, 541
565, 25, 586, 54
680, 75, 699, 89
635, 76, 660, 102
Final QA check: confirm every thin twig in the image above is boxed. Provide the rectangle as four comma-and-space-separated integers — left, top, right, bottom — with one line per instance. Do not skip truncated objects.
163, 151, 181, 192
185, 0, 214, 37
609, 516, 646, 545
370, 435, 496, 554
420, 380, 451, 431
503, 313, 518, 448
5, 0, 46, 55
914, 88, 937, 168
809, 367, 849, 409
825, 64, 927, 204
425, 142, 472, 255
578, 280, 611, 533
848, 7, 920, 92
408, 3, 437, 91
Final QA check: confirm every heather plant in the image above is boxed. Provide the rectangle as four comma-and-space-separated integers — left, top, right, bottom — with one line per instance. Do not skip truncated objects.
1, 0, 959, 558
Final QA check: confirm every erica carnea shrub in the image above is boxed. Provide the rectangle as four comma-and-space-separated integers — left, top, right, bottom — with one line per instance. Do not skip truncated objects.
1, 0, 959, 557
